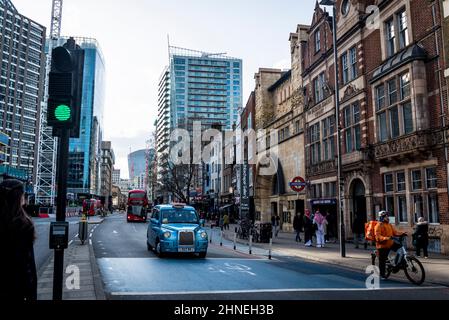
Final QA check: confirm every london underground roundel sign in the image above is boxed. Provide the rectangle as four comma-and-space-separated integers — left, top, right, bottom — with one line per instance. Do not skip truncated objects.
289, 176, 306, 193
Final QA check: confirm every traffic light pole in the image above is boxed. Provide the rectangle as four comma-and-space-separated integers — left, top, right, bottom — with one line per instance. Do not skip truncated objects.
52, 128, 70, 300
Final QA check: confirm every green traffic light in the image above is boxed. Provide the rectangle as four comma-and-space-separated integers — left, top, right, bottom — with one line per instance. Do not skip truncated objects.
55, 104, 71, 121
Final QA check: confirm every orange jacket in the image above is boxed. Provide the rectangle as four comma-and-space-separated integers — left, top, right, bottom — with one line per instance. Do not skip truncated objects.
374, 222, 403, 249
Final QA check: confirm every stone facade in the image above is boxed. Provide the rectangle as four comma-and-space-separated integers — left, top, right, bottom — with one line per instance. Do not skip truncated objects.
253, 26, 308, 232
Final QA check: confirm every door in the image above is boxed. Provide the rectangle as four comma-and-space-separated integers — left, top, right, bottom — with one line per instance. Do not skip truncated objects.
149, 208, 160, 246
352, 180, 367, 224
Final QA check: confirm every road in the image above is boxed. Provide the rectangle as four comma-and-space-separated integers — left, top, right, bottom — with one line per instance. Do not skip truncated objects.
91, 213, 449, 300
33, 216, 81, 273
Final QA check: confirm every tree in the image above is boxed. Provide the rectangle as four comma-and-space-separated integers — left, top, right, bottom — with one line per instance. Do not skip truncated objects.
160, 161, 197, 205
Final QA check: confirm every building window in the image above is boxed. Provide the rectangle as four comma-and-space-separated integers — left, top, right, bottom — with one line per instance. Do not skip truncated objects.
309, 123, 321, 164
350, 47, 357, 80
426, 167, 437, 189
313, 72, 325, 103
428, 193, 439, 224
397, 195, 408, 223
412, 169, 422, 191
315, 30, 321, 53
397, 9, 409, 49
385, 18, 396, 57
384, 173, 394, 193
413, 195, 424, 222
343, 103, 361, 153
397, 172, 406, 192
376, 73, 414, 142
342, 52, 349, 84
322, 116, 335, 161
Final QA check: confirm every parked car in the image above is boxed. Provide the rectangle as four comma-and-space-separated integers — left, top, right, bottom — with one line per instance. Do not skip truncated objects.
147, 204, 208, 258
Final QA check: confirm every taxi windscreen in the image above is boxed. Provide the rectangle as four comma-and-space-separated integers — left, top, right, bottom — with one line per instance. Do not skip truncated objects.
161, 209, 198, 224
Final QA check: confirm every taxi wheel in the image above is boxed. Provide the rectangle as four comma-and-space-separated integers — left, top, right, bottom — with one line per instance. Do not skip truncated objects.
147, 241, 152, 251
156, 241, 165, 258
198, 252, 207, 259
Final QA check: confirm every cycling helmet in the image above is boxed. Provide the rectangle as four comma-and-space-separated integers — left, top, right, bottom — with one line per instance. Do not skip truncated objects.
378, 210, 389, 221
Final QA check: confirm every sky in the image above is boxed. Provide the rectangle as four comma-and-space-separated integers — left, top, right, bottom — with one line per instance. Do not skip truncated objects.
12, 0, 317, 179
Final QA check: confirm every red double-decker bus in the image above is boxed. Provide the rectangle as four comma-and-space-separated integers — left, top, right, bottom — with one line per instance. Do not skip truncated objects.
127, 190, 149, 222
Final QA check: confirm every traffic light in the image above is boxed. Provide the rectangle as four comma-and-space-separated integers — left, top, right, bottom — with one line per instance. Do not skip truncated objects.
47, 38, 84, 138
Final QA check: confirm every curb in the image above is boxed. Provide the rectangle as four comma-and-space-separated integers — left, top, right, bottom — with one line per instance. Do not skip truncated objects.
89, 236, 106, 300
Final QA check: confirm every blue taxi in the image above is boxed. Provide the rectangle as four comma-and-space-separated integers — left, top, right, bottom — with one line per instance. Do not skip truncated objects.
146, 204, 208, 258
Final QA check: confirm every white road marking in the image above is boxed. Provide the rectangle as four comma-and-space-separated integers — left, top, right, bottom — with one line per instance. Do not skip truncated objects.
68, 240, 73, 246
113, 230, 118, 234
110, 286, 447, 296
75, 234, 79, 238
89, 239, 92, 245
89, 233, 93, 238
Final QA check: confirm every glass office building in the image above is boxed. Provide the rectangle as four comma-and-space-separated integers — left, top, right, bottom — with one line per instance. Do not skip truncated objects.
52, 37, 105, 197
0, 0, 46, 184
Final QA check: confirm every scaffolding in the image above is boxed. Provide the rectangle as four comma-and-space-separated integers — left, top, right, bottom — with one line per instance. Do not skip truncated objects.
35, 0, 63, 206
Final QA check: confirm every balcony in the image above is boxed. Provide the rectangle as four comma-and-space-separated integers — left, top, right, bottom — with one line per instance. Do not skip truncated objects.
342, 149, 371, 167
373, 130, 444, 163
306, 159, 337, 177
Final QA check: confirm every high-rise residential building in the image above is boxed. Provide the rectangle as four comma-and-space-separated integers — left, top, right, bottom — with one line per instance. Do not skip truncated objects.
128, 149, 146, 181
156, 46, 243, 202
168, 46, 242, 132
112, 168, 120, 185
47, 37, 105, 199
0, 0, 46, 186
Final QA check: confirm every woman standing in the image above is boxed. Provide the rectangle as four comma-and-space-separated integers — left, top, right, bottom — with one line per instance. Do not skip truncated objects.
413, 217, 429, 258
313, 210, 327, 248
0, 179, 37, 301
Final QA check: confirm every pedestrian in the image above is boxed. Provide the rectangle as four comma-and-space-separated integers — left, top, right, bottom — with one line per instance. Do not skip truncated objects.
352, 213, 366, 249
0, 179, 37, 301
219, 214, 224, 230
223, 213, 229, 230
293, 212, 302, 242
275, 215, 281, 237
303, 209, 314, 247
374, 211, 406, 280
313, 210, 327, 248
413, 217, 429, 258
271, 215, 276, 238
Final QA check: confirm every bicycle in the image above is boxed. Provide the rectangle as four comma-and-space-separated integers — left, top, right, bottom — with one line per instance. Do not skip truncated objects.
371, 235, 425, 285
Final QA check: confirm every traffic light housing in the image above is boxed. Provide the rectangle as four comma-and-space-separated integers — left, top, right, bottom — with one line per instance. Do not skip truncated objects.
47, 38, 84, 138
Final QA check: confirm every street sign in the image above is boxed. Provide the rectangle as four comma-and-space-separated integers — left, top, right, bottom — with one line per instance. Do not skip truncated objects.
289, 176, 306, 193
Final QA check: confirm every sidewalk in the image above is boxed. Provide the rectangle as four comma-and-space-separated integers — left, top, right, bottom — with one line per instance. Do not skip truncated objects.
213, 223, 449, 286
37, 223, 105, 300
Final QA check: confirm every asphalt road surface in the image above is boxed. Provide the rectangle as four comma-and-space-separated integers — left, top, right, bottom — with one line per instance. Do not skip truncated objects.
33, 216, 80, 273
91, 214, 449, 300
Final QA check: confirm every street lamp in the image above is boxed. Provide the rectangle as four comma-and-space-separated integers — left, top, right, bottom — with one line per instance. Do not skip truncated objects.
320, 0, 346, 257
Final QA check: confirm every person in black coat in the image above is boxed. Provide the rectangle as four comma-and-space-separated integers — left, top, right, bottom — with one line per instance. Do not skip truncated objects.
293, 212, 303, 242
303, 209, 314, 246
0, 179, 37, 301
413, 217, 429, 258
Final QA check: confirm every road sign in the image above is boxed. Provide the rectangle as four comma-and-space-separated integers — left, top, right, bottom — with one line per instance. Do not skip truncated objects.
289, 176, 306, 193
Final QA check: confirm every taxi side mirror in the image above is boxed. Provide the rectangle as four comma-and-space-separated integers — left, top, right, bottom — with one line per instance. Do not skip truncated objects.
199, 219, 205, 225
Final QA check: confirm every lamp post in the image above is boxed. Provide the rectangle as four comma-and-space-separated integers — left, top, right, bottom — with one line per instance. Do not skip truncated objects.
320, 0, 346, 257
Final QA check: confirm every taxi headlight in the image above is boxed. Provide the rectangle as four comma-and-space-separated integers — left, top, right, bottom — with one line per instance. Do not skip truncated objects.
200, 231, 208, 239
163, 231, 171, 239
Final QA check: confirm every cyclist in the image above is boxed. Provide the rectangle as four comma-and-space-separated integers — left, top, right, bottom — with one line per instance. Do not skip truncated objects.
374, 211, 406, 279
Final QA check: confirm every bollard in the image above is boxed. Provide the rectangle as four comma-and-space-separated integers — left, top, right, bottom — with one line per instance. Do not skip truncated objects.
249, 235, 253, 255
268, 238, 272, 260
233, 232, 237, 250
78, 213, 88, 245
220, 230, 223, 246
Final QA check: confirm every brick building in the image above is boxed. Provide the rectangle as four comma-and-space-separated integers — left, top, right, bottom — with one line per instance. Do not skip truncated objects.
299, 0, 449, 253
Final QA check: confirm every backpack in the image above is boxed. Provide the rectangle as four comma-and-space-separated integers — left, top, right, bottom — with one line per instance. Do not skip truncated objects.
365, 220, 378, 241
